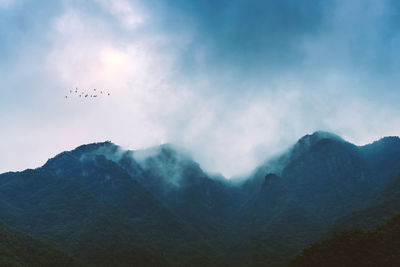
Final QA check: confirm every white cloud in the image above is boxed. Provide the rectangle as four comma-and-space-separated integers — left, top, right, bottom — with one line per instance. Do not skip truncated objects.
0, 0, 399, 178
94, 0, 146, 29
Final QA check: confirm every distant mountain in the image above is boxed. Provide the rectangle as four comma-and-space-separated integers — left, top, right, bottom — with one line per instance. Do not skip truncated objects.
238, 173, 326, 267
0, 220, 84, 267
119, 145, 243, 233
0, 168, 173, 267
239, 131, 400, 266
0, 131, 399, 266
359, 136, 400, 187
0, 143, 215, 266
244, 132, 400, 218
289, 213, 400, 266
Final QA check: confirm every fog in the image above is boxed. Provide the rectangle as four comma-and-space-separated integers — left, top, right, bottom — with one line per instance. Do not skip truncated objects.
0, 0, 399, 177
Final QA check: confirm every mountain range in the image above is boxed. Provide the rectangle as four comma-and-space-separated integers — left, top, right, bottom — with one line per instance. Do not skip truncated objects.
1, 131, 399, 266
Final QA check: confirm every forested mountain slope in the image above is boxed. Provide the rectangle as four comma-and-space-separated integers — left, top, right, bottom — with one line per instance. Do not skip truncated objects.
0, 132, 399, 266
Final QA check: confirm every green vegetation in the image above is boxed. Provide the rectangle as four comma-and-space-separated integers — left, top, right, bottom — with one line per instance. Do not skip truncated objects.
0, 220, 85, 267
290, 213, 400, 267
0, 161, 216, 266
0, 135, 399, 266
332, 172, 400, 232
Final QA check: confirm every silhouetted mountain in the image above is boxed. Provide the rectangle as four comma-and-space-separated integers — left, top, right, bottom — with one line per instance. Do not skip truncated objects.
359, 136, 400, 187
0, 131, 399, 266
118, 144, 246, 259
244, 132, 400, 219
332, 172, 400, 232
0, 168, 175, 267
0, 143, 216, 266
239, 131, 400, 266
120, 145, 242, 231
0, 220, 84, 267
290, 213, 400, 266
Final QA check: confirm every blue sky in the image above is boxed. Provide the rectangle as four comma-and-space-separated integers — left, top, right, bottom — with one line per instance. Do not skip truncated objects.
1, 0, 400, 177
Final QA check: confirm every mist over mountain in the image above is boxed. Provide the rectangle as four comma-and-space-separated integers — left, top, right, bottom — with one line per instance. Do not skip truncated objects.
1, 131, 400, 266
3, 1, 400, 266
235, 132, 400, 265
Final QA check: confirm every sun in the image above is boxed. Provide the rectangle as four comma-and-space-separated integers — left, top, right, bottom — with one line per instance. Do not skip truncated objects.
99, 48, 129, 82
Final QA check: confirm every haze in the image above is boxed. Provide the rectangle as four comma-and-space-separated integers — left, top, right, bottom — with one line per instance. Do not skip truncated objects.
1, 0, 400, 177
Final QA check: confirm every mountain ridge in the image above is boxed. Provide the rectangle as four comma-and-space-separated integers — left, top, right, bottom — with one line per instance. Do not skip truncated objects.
1, 130, 400, 266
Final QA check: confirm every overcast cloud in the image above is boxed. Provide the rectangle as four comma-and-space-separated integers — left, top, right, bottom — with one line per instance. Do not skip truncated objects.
1, 0, 399, 177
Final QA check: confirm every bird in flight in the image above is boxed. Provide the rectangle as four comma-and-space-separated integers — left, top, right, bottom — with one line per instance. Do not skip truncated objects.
65, 87, 112, 100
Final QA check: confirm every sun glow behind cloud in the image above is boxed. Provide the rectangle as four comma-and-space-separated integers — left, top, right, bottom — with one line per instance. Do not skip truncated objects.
99, 48, 130, 82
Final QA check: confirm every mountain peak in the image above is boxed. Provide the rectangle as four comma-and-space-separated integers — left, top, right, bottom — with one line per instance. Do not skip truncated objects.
71, 141, 117, 155
359, 136, 400, 164
367, 136, 400, 146
300, 131, 343, 144
294, 131, 344, 150
42, 141, 120, 171
279, 131, 347, 164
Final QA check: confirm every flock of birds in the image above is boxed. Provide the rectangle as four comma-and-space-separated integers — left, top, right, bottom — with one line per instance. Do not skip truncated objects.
65, 88, 111, 99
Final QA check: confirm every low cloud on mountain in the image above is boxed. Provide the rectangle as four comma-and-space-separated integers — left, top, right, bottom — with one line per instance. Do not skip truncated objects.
1, 0, 400, 177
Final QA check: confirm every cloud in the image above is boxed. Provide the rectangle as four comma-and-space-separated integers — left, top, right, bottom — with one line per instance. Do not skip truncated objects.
140, 0, 331, 78
0, 0, 399, 177
95, 0, 146, 29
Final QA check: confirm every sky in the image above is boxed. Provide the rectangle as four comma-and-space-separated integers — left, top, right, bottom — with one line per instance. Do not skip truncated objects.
1, 0, 400, 177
